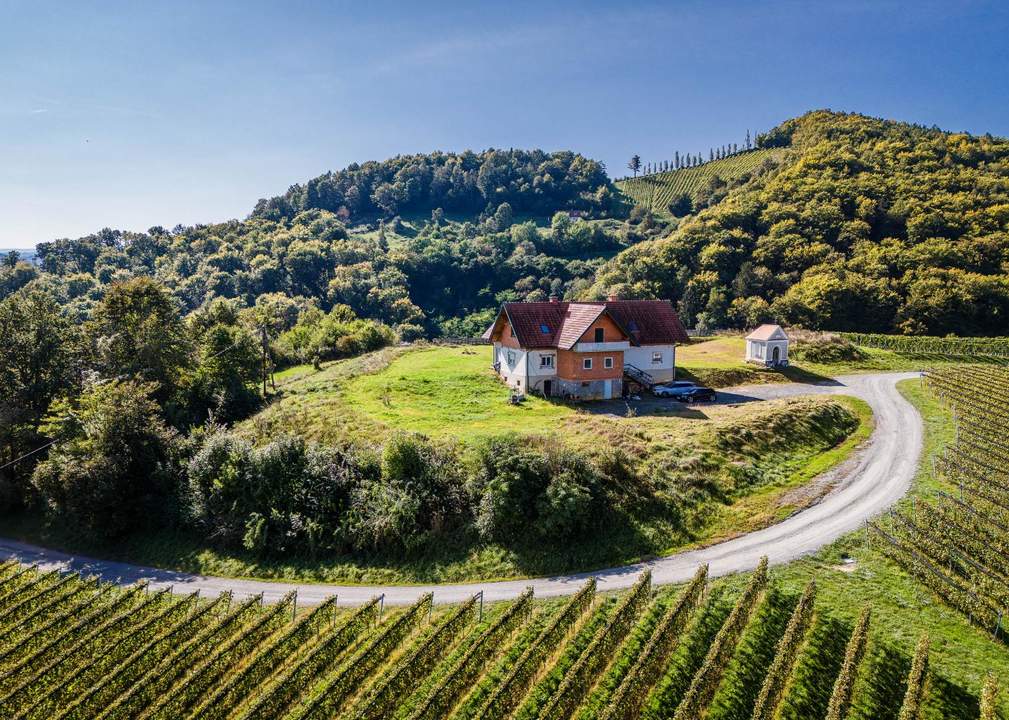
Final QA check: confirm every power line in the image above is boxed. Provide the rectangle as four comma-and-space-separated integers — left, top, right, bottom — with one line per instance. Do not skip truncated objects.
0, 439, 58, 472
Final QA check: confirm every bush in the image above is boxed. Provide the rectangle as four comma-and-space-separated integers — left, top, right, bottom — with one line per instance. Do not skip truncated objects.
346, 433, 469, 551
274, 305, 396, 366
473, 437, 604, 543
790, 330, 869, 363
32, 380, 178, 539
186, 430, 367, 555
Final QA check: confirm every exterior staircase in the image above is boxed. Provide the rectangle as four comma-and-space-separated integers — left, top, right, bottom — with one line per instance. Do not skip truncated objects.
623, 364, 654, 389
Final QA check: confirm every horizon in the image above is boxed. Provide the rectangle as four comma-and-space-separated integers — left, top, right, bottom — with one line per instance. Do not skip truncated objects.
4, 1, 1009, 247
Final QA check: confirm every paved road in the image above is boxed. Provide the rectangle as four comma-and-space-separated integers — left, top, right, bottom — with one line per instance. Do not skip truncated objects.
0, 372, 923, 606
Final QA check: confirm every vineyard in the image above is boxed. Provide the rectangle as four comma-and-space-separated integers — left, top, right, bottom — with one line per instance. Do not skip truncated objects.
614, 149, 788, 214
842, 334, 1009, 359
0, 553, 1001, 719
870, 365, 1009, 640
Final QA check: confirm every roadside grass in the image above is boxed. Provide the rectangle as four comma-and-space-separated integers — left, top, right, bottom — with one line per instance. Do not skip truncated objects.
687, 395, 874, 546
677, 336, 971, 388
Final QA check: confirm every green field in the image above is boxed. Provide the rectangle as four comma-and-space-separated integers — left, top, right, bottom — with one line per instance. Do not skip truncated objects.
342, 346, 572, 441
616, 149, 789, 214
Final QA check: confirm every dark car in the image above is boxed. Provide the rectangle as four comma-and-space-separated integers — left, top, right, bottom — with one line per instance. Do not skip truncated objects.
654, 382, 716, 403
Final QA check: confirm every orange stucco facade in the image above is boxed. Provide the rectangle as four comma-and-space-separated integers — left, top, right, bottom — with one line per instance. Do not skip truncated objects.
556, 349, 623, 380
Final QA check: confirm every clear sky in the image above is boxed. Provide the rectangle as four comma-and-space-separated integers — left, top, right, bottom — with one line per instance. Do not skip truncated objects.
3, 0, 1008, 247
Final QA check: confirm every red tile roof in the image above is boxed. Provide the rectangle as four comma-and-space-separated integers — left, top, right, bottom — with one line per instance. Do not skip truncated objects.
483, 299, 689, 348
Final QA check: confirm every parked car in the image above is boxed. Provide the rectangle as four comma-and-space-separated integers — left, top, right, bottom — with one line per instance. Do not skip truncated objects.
652, 381, 697, 397
654, 382, 716, 403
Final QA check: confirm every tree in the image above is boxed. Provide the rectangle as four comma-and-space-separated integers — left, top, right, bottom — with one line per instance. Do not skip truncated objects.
494, 202, 514, 230
674, 151, 680, 168
0, 290, 80, 507
627, 155, 642, 178
32, 380, 178, 539
88, 277, 191, 401
745, 129, 752, 149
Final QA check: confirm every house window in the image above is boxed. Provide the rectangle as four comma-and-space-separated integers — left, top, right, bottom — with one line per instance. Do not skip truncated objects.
604, 356, 614, 369
540, 354, 554, 368
583, 358, 593, 370
651, 351, 663, 364
594, 328, 605, 343
507, 350, 516, 365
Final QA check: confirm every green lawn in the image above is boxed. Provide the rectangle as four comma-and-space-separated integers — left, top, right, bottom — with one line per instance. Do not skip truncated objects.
341, 346, 573, 441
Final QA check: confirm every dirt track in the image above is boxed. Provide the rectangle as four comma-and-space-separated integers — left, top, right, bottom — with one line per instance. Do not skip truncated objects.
0, 372, 923, 605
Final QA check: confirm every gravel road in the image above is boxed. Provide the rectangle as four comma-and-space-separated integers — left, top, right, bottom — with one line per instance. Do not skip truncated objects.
0, 372, 923, 606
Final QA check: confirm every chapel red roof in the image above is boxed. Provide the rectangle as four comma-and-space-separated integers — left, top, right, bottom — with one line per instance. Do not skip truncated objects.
483, 299, 689, 348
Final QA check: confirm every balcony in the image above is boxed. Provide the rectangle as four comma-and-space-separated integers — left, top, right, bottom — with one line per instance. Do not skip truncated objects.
573, 341, 630, 353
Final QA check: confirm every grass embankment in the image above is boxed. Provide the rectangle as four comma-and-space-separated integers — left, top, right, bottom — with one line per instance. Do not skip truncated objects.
1, 345, 870, 586
677, 336, 961, 388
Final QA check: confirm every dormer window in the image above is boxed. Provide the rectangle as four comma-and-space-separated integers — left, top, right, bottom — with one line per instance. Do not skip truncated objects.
594, 328, 604, 343
540, 324, 550, 334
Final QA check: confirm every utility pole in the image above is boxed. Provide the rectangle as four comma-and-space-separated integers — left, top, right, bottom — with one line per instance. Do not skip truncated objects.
260, 326, 269, 396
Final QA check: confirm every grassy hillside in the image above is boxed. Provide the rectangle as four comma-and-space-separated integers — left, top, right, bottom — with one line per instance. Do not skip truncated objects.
616, 148, 789, 214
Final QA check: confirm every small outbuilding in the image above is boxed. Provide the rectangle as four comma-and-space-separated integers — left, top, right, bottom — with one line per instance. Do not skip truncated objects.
745, 324, 789, 367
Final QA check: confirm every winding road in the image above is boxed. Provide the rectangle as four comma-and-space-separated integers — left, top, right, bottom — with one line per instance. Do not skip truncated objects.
0, 372, 923, 606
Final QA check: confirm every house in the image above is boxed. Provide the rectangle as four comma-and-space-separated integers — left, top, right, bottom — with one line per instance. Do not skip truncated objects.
482, 296, 690, 400
745, 324, 790, 367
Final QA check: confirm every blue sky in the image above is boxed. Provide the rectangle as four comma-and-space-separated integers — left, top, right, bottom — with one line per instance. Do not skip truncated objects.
2, 0, 1008, 247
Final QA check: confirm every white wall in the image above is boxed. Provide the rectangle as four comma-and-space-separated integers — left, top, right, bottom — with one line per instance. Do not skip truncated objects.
624, 345, 675, 372
745, 339, 788, 364
494, 344, 559, 393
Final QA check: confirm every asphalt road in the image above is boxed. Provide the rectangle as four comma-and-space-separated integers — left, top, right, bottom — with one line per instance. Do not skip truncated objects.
0, 372, 923, 606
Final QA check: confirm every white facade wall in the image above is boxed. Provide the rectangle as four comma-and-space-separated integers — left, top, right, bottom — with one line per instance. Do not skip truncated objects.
624, 344, 677, 382
493, 344, 557, 393
746, 339, 789, 366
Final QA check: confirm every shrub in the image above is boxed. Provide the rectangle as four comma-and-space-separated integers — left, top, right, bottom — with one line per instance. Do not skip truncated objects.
186, 430, 367, 555
790, 330, 868, 363
473, 437, 604, 543
32, 380, 178, 539
345, 433, 469, 551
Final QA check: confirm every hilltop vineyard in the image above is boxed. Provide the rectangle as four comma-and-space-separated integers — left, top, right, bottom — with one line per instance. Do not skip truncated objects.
0, 556, 997, 719
615, 149, 787, 214
871, 365, 1009, 637
842, 334, 1009, 359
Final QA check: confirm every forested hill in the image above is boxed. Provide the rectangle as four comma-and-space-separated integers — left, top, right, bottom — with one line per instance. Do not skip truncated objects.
250, 149, 615, 221
592, 111, 1009, 336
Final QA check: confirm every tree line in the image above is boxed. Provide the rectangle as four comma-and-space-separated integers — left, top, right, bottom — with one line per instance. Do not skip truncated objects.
623, 130, 756, 179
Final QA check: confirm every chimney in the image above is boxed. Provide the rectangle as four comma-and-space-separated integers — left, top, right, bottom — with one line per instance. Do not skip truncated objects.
548, 294, 559, 303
